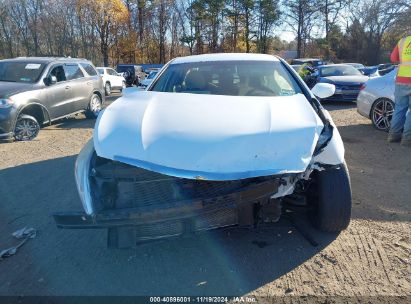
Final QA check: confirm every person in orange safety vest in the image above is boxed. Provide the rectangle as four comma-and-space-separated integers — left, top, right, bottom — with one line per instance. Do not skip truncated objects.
388, 31, 411, 147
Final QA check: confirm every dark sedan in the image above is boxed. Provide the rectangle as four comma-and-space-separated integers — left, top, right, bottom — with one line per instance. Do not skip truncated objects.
315, 64, 369, 102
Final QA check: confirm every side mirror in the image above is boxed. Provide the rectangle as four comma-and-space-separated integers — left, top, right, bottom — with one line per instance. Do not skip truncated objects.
50, 76, 57, 84
44, 75, 57, 86
311, 83, 335, 99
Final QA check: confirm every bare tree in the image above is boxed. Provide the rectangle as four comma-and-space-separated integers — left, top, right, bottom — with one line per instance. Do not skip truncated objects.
284, 0, 318, 57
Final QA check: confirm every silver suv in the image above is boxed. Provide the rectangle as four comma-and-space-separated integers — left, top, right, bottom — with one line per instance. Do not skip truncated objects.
0, 57, 105, 141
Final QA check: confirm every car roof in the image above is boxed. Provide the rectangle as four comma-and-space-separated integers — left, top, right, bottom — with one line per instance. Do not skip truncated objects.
292, 58, 322, 62
319, 64, 354, 68
117, 64, 141, 67
0, 57, 90, 65
171, 53, 280, 64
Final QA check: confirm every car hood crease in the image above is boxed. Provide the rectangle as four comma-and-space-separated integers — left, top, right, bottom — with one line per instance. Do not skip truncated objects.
94, 91, 324, 180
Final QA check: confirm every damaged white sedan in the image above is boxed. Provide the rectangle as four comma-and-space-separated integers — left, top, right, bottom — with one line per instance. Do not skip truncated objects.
54, 54, 351, 247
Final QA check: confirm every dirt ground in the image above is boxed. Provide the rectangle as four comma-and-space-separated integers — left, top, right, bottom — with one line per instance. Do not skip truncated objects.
0, 93, 410, 302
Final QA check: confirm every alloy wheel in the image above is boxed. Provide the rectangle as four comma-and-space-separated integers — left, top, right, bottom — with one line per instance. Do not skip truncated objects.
14, 117, 40, 141
372, 99, 394, 131
90, 95, 102, 117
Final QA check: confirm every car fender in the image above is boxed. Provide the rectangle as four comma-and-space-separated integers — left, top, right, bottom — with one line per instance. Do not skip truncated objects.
9, 87, 50, 123
13, 101, 51, 128
312, 109, 344, 166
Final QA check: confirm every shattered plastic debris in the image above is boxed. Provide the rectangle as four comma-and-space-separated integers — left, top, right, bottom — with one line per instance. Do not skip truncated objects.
0, 227, 36, 260
12, 227, 36, 239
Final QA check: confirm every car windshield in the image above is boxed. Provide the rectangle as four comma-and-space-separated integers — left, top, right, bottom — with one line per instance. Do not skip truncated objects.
320, 65, 362, 77
0, 61, 46, 83
151, 60, 302, 96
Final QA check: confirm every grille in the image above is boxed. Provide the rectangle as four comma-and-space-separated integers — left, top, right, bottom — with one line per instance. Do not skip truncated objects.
93, 160, 260, 210
134, 206, 238, 240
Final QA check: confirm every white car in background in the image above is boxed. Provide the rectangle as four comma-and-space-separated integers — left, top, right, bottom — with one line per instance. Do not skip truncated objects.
97, 67, 126, 96
357, 68, 396, 131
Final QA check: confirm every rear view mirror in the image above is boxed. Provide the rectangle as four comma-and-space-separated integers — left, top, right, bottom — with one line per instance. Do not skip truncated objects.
311, 83, 335, 99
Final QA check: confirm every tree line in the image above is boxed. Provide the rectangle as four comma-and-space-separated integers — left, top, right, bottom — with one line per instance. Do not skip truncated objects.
0, 0, 409, 67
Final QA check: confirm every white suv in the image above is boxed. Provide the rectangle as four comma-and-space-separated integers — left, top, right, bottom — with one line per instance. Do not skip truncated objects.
97, 67, 126, 96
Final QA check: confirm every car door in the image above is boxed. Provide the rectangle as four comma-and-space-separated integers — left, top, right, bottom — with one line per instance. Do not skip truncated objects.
107, 68, 121, 87
45, 64, 73, 119
64, 63, 91, 112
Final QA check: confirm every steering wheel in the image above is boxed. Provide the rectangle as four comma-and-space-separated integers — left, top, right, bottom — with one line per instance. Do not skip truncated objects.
245, 87, 275, 96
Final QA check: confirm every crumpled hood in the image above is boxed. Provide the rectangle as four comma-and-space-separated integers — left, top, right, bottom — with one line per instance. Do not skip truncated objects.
322, 75, 368, 85
94, 91, 324, 180
0, 82, 33, 98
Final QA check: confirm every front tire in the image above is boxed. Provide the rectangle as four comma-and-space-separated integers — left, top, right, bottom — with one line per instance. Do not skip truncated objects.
309, 162, 352, 232
85, 94, 102, 119
104, 82, 111, 96
14, 114, 40, 141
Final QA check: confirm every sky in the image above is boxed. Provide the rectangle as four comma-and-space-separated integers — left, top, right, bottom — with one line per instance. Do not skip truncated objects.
279, 31, 296, 42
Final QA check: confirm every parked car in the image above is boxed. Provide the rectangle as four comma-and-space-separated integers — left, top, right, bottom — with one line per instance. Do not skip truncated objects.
357, 68, 396, 131
290, 58, 325, 67
345, 63, 365, 70
54, 53, 351, 248
0, 57, 104, 141
315, 64, 369, 102
140, 64, 164, 74
292, 63, 317, 88
116, 64, 146, 87
361, 66, 380, 78
96, 67, 126, 96
377, 63, 396, 76
139, 70, 160, 88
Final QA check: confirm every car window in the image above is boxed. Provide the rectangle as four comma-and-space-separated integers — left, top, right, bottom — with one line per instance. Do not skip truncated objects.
80, 63, 98, 76
108, 69, 117, 76
50, 65, 66, 82
97, 68, 104, 75
320, 65, 361, 77
151, 61, 302, 96
0, 61, 46, 83
64, 64, 84, 80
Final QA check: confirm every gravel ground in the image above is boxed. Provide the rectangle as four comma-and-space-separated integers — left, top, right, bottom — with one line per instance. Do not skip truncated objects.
0, 94, 410, 301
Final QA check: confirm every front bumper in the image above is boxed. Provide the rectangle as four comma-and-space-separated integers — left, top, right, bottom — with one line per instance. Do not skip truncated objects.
0, 106, 18, 137
322, 92, 360, 102
54, 178, 282, 240
0, 132, 13, 139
